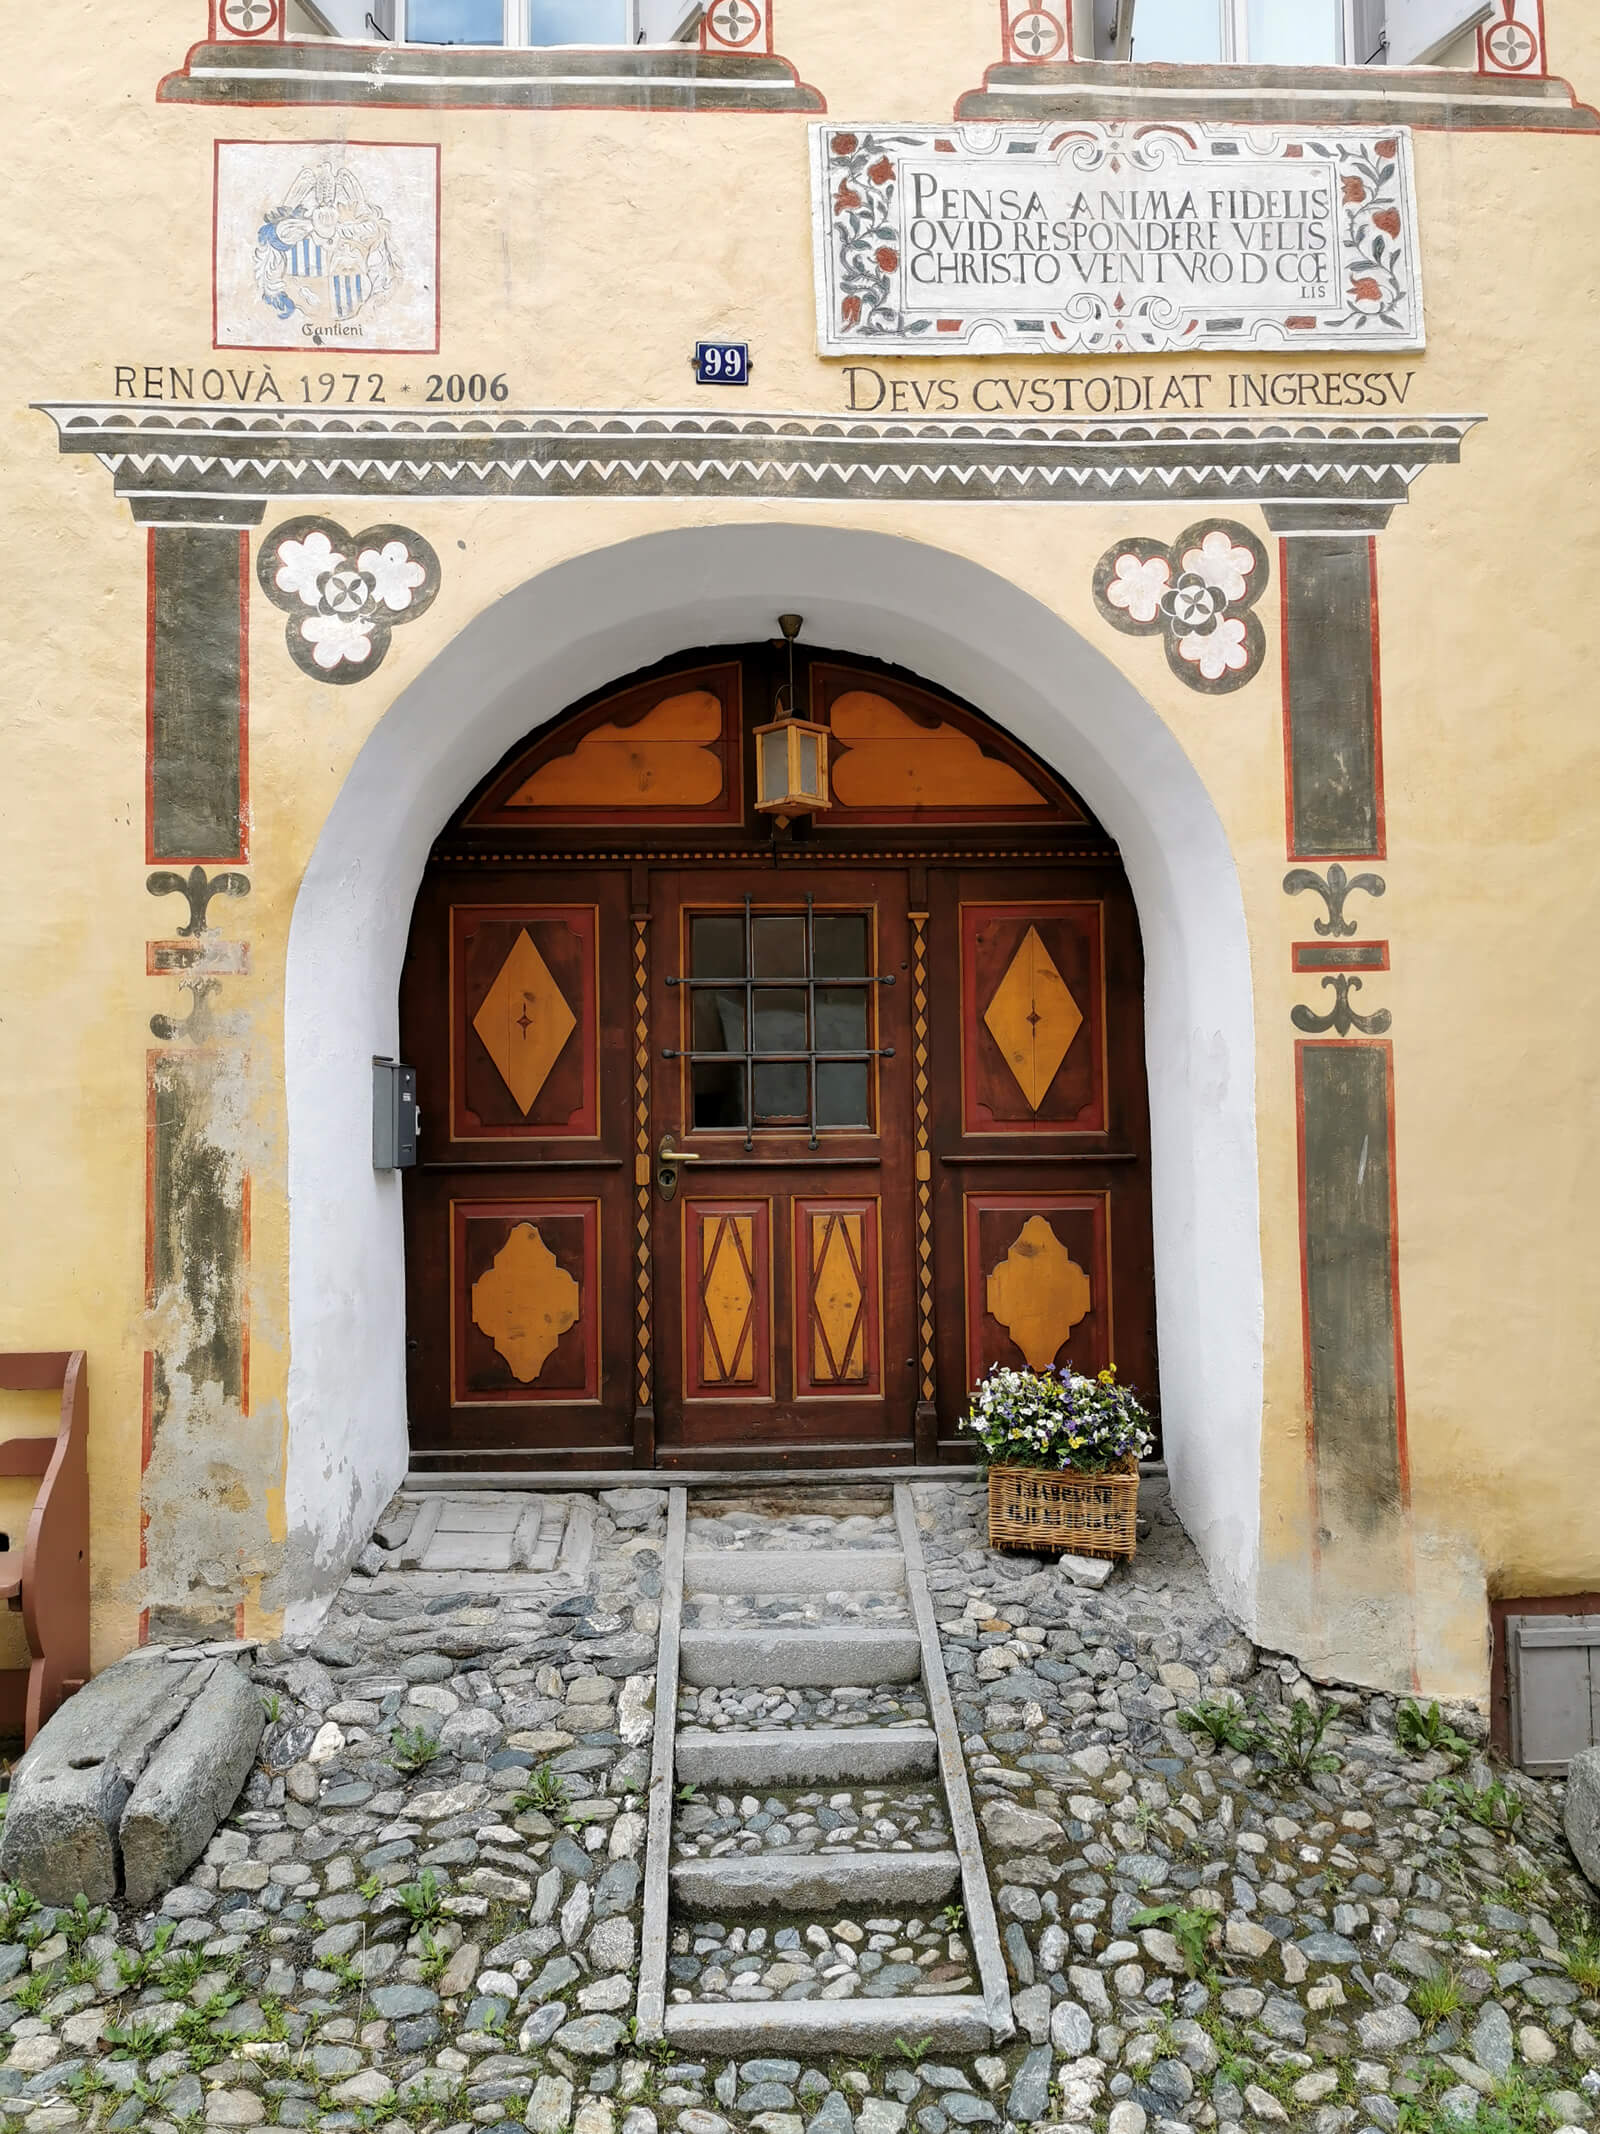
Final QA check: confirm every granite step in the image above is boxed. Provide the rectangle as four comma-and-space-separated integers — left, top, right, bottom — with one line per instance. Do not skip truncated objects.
678, 1625, 922, 1689
663, 1994, 992, 2055
670, 1847, 962, 1915
675, 1722, 939, 1786
683, 1547, 906, 1594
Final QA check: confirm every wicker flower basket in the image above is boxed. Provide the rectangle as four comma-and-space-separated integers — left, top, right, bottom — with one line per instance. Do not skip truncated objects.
986, 1456, 1140, 1561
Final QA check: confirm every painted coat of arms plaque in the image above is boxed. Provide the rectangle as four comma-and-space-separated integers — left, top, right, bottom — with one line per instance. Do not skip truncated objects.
810, 122, 1423, 357
214, 141, 440, 353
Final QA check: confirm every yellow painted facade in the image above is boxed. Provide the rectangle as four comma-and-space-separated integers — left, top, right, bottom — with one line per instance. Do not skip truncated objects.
2, 0, 1598, 1707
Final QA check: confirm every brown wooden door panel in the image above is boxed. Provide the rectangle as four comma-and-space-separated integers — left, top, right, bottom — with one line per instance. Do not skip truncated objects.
648, 866, 917, 1460
401, 865, 638, 1458
926, 864, 1157, 1451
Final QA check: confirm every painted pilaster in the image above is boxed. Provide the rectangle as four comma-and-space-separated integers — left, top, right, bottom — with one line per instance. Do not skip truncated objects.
1268, 504, 1411, 1689
147, 528, 249, 866
139, 497, 262, 1642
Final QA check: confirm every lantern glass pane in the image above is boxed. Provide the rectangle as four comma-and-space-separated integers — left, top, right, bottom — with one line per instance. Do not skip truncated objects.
758, 728, 789, 805
797, 727, 821, 798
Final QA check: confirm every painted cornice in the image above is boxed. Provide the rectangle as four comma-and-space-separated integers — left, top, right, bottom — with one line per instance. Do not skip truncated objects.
35, 403, 1483, 530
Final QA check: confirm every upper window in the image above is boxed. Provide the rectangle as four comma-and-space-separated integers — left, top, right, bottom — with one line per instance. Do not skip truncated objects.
395, 0, 698, 40
1121, 0, 1350, 64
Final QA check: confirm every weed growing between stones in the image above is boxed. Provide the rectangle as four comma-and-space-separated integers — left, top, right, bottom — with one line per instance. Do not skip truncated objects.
1396, 1701, 1476, 1761
389, 1721, 442, 1773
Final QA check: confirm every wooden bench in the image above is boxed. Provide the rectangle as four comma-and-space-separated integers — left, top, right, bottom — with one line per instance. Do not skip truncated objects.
0, 1354, 89, 1745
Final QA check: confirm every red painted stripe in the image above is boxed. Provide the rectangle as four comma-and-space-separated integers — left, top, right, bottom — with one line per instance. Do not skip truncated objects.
1278, 539, 1296, 856
143, 532, 159, 866
1367, 537, 1388, 861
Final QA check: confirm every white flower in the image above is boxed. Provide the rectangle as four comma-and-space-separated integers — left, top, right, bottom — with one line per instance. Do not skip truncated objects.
1179, 615, 1249, 681
1104, 552, 1171, 624
300, 613, 375, 670
358, 540, 426, 613
275, 529, 343, 609
1181, 529, 1254, 603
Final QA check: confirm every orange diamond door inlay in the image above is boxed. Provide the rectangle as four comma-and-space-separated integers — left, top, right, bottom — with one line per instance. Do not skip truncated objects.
811, 1211, 868, 1383
982, 924, 1083, 1112
472, 928, 578, 1115
701, 1214, 757, 1384
471, 1222, 581, 1382
986, 1214, 1092, 1371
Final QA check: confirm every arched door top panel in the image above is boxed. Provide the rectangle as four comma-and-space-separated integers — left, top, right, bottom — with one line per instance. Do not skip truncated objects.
457, 644, 1099, 846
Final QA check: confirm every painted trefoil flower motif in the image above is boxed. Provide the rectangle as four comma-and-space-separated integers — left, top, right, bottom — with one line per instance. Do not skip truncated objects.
1092, 519, 1269, 696
257, 515, 441, 685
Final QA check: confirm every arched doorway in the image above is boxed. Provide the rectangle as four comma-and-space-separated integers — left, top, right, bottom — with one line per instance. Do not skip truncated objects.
399, 640, 1156, 1470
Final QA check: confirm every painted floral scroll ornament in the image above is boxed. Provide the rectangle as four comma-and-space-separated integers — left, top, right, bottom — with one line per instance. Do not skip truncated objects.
1291, 973, 1392, 1038
257, 516, 440, 685
1092, 521, 1269, 694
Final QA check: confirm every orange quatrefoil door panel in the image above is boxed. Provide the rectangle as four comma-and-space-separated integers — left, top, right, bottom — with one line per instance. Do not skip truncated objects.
399, 644, 1156, 1471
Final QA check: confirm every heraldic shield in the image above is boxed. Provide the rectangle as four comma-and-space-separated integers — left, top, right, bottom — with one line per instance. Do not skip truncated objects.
253, 156, 398, 331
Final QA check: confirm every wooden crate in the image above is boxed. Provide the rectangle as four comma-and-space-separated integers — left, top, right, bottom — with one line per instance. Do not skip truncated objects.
986, 1457, 1139, 1561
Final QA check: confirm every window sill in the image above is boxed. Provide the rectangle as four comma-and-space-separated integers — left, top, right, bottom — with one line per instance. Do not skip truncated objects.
160, 35, 822, 107
956, 54, 1598, 130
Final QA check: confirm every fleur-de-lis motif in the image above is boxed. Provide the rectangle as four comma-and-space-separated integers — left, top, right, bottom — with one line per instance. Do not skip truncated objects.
1290, 974, 1392, 1038
1282, 863, 1386, 938
150, 979, 223, 1045
147, 866, 251, 938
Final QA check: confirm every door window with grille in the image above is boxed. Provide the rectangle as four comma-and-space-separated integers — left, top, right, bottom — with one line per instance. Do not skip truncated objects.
677, 901, 882, 1142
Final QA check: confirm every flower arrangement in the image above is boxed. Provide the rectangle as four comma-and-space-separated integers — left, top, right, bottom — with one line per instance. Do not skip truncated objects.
961, 1363, 1154, 1477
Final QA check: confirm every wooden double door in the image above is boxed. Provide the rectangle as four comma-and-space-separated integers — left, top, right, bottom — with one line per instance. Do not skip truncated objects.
403, 854, 1154, 1468
401, 644, 1154, 1470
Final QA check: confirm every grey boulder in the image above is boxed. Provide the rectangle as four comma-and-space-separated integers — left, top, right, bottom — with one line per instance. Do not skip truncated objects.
120, 1662, 265, 1908
0, 1654, 262, 1907
1563, 1746, 1600, 1889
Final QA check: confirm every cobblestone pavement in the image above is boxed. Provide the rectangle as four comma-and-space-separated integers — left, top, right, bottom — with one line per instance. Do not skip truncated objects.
0, 1477, 1598, 2134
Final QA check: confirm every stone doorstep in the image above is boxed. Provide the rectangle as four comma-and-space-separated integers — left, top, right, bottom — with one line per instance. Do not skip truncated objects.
675, 1724, 939, 1787
670, 1847, 963, 1916
663, 1993, 993, 2055
683, 1548, 907, 1596
430, 1494, 532, 1533
678, 1627, 924, 1690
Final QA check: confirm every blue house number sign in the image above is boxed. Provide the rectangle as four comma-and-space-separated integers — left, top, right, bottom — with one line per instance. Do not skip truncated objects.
694, 341, 750, 386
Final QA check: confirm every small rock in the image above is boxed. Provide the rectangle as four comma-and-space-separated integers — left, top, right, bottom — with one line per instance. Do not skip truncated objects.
555, 2012, 627, 2058
1243, 2085, 1289, 2124
1469, 2003, 1513, 2080
1357, 2006, 1422, 2052
979, 1801, 1064, 1852
1292, 2073, 1342, 2106
1052, 2002, 1094, 2056
530, 2075, 576, 2133
1006, 2049, 1053, 2125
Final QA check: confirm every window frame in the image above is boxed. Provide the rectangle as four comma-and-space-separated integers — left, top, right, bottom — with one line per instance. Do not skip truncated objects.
1119, 0, 1360, 65
395, 0, 650, 45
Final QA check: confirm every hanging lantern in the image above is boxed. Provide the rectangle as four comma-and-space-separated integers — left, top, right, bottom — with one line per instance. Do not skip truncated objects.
753, 614, 831, 824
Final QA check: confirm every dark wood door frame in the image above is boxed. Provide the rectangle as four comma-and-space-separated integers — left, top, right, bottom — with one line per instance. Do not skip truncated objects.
399, 642, 1157, 1473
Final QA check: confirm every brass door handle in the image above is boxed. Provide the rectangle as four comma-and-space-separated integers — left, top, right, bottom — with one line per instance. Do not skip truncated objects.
655, 1133, 702, 1203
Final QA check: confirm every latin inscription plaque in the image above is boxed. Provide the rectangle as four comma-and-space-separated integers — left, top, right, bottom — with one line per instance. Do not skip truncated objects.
810, 122, 1423, 358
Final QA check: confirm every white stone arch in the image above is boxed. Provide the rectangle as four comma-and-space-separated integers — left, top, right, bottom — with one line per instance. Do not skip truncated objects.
283, 523, 1263, 1632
